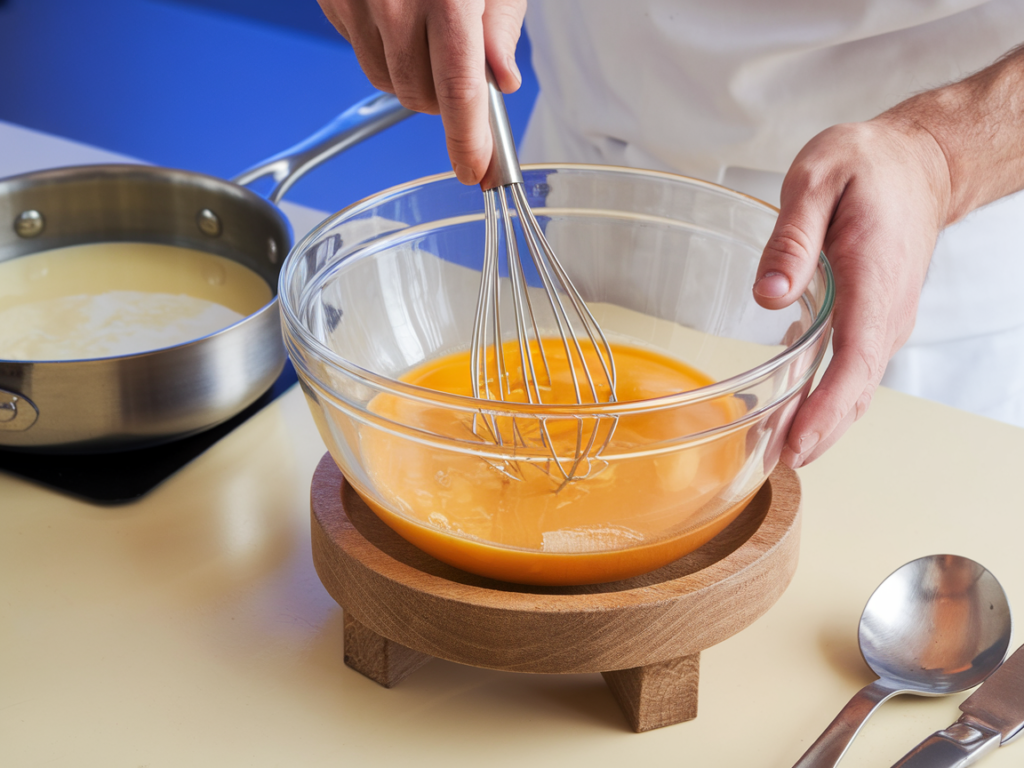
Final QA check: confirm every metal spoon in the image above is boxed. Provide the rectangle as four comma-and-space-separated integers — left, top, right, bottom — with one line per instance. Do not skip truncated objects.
792, 554, 1011, 768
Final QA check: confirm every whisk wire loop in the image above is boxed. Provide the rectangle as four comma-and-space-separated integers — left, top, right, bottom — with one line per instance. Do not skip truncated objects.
469, 68, 619, 486
512, 184, 618, 404
500, 188, 550, 406
471, 182, 620, 486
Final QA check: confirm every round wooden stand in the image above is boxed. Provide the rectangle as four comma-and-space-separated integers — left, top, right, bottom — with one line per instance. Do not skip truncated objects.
310, 453, 801, 732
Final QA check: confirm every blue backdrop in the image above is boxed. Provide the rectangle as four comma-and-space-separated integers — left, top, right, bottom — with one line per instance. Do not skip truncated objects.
0, 0, 540, 215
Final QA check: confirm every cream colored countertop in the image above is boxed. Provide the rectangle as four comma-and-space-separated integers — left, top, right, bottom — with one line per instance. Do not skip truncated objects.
2, 122, 1023, 767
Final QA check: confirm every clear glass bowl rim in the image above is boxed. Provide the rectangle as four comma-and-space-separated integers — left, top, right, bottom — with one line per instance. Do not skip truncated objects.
280, 163, 835, 417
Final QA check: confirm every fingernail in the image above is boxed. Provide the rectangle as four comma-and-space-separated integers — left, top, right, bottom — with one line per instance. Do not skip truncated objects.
754, 271, 790, 299
798, 431, 820, 454
784, 430, 820, 469
507, 56, 522, 88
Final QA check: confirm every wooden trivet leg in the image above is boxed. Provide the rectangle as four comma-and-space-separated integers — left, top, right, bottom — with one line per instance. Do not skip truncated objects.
602, 653, 701, 732
343, 612, 434, 688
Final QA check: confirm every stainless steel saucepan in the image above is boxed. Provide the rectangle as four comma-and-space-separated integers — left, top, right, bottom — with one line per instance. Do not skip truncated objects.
0, 93, 410, 452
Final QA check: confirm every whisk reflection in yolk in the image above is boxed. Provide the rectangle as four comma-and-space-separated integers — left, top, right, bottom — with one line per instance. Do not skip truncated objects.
350, 340, 753, 586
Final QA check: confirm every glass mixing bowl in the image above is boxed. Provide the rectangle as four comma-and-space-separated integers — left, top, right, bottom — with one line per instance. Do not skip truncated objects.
281, 165, 833, 586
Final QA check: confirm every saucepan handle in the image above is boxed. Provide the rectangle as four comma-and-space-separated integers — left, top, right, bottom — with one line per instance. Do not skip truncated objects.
232, 91, 414, 204
0, 388, 39, 432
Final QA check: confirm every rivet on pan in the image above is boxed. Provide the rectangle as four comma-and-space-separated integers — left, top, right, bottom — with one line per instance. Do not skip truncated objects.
197, 208, 222, 238
0, 390, 39, 431
14, 210, 45, 238
268, 237, 279, 264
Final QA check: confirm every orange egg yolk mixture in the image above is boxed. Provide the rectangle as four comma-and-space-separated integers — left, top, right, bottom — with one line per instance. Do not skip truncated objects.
351, 340, 753, 585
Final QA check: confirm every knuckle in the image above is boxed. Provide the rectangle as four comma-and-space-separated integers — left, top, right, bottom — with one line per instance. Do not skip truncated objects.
854, 390, 874, 421
827, 336, 887, 426
429, 0, 484, 33
396, 90, 438, 114
446, 130, 488, 161
848, 338, 887, 385
434, 71, 480, 108
372, 1, 402, 27
364, 68, 394, 92
489, 0, 527, 32
782, 158, 837, 198
803, 387, 845, 441
764, 223, 816, 268
373, 0, 425, 28
350, 44, 393, 91
387, 56, 438, 113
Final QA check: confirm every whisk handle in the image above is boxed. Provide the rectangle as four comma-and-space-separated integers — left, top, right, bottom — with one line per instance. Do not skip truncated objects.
481, 67, 525, 191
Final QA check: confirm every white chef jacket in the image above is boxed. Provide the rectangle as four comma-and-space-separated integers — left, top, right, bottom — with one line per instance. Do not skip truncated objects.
521, 0, 1024, 427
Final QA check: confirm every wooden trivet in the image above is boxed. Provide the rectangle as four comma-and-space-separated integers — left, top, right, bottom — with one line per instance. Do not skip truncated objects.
311, 453, 801, 732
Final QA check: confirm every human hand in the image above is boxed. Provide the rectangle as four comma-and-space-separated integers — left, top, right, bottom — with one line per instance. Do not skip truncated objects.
318, 0, 527, 184
752, 119, 951, 469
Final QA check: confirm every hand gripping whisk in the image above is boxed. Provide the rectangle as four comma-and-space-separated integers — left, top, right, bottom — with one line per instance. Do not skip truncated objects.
469, 70, 617, 487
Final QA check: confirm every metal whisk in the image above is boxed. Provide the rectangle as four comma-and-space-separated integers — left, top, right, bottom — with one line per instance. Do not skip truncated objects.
469, 70, 617, 486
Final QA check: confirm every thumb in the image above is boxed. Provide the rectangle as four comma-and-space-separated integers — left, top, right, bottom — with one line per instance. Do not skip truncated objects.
753, 176, 838, 310
483, 0, 527, 93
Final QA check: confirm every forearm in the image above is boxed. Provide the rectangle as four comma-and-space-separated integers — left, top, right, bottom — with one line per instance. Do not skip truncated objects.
876, 42, 1024, 226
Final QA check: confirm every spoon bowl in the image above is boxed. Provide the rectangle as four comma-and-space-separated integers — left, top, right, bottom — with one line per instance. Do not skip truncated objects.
793, 554, 1011, 768
860, 554, 1011, 694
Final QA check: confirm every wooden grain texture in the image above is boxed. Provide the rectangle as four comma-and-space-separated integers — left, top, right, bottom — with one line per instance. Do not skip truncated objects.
342, 612, 433, 688
602, 653, 701, 732
311, 453, 801, 675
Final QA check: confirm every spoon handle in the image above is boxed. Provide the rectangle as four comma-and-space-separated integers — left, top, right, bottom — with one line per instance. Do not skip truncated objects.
792, 680, 903, 768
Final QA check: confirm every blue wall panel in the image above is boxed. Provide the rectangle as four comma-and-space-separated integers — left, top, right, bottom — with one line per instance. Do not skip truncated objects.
0, 0, 539, 214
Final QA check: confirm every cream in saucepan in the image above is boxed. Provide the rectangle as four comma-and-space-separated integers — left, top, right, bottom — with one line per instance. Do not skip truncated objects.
0, 242, 271, 360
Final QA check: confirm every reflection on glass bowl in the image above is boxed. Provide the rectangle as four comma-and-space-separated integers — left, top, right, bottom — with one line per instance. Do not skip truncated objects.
281, 165, 833, 586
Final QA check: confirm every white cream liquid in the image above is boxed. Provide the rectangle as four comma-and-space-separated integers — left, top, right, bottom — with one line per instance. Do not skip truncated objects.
0, 242, 272, 361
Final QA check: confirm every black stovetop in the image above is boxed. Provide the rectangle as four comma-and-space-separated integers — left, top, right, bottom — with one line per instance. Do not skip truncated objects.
0, 360, 298, 505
